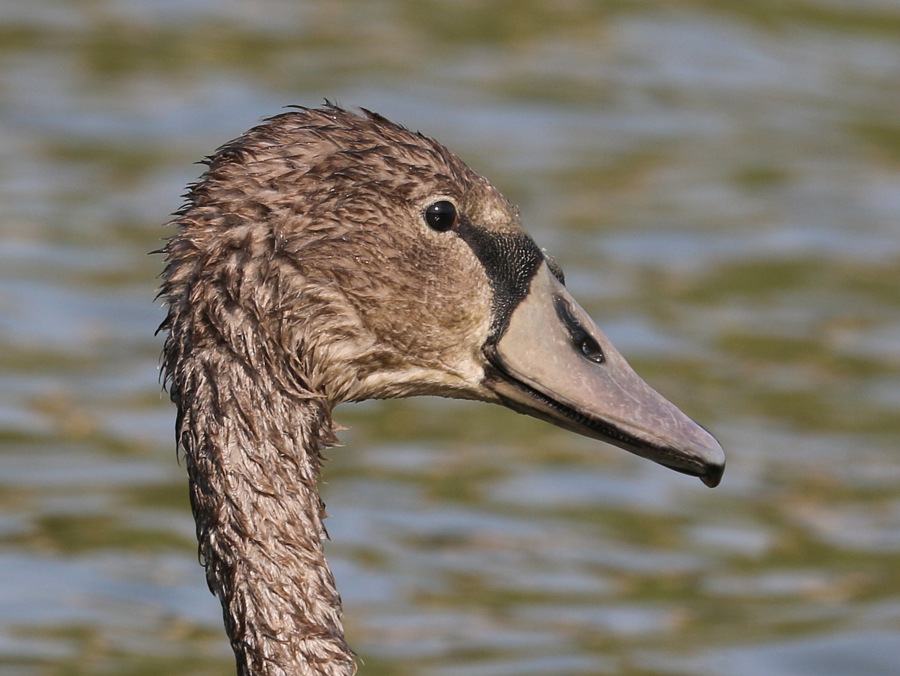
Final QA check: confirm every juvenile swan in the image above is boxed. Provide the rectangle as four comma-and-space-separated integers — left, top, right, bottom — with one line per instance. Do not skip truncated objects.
159, 105, 724, 676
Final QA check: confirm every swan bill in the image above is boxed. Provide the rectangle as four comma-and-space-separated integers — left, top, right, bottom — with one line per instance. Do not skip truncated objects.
483, 263, 725, 488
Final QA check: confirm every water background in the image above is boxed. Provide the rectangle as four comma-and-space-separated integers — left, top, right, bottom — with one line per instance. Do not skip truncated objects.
2, 2, 899, 674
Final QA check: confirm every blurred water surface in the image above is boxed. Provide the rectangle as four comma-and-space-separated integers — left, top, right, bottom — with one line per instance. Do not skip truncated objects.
1, 2, 899, 675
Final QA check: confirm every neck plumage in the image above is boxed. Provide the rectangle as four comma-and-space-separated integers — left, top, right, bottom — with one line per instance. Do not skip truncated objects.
168, 336, 355, 675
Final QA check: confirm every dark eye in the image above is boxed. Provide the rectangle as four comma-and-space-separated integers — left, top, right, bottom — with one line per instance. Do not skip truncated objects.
424, 200, 459, 232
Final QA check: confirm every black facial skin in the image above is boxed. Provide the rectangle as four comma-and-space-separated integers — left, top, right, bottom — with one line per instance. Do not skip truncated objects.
454, 219, 546, 341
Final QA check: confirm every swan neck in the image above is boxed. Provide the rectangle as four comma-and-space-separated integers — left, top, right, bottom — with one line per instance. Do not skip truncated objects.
173, 349, 354, 675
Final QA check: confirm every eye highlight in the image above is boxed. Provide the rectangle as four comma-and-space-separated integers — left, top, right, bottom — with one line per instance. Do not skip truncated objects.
424, 200, 459, 232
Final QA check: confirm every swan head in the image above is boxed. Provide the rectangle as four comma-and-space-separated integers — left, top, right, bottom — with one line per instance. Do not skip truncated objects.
164, 105, 724, 487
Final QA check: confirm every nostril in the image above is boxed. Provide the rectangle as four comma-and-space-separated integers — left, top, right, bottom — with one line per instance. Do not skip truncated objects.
578, 335, 604, 363
553, 295, 605, 364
